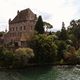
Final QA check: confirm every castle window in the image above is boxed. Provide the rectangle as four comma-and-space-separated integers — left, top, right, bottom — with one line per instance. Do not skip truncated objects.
24, 26, 26, 30
16, 27, 18, 31
13, 28, 14, 31
20, 26, 22, 30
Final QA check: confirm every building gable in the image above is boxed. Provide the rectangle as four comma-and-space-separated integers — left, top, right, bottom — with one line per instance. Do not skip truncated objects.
9, 8, 37, 24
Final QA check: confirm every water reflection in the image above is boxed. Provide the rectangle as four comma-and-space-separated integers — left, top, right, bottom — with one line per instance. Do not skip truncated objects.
0, 66, 80, 80
0, 66, 57, 80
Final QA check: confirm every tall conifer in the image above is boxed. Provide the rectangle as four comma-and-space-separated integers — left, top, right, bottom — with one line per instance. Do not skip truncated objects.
35, 16, 44, 34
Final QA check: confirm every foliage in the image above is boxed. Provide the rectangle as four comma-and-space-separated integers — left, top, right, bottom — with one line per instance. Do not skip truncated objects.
43, 22, 53, 29
0, 32, 4, 45
31, 34, 57, 63
0, 32, 4, 37
1, 18, 80, 66
58, 26, 68, 41
63, 46, 77, 64
77, 48, 80, 56
56, 40, 67, 61
76, 48, 80, 64
0, 47, 34, 68
43, 22, 53, 31
35, 16, 44, 34
68, 19, 80, 49
15, 48, 34, 58
0, 47, 14, 67
14, 48, 34, 67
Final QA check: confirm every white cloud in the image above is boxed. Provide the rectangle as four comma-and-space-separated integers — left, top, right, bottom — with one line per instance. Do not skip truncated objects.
0, 0, 80, 31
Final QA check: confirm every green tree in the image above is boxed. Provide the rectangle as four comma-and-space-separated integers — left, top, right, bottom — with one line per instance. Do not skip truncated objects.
43, 22, 53, 32
35, 16, 44, 34
31, 34, 57, 64
0, 32, 4, 45
0, 32, 4, 37
56, 41, 67, 61
59, 26, 68, 41
68, 19, 80, 49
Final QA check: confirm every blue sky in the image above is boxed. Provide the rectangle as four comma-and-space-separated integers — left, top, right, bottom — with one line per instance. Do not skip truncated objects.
0, 0, 80, 31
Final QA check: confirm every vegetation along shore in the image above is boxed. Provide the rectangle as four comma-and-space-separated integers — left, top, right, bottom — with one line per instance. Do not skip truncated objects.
0, 9, 80, 69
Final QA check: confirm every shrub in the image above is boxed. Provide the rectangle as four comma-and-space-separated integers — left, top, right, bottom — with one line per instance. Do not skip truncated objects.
14, 48, 34, 67
76, 48, 80, 64
63, 46, 77, 64
0, 47, 14, 67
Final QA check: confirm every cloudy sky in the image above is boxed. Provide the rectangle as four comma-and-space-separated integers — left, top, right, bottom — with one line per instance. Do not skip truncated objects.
0, 0, 80, 31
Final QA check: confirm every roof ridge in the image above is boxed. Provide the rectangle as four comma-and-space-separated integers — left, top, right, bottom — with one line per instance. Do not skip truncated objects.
9, 8, 36, 24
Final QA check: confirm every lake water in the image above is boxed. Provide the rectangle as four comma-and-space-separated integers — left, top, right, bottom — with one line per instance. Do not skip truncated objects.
0, 66, 80, 80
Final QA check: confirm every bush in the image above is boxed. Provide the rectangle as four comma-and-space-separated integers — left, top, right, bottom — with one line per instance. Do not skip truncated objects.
0, 47, 35, 68
63, 46, 77, 64
76, 48, 80, 64
0, 47, 14, 67
14, 48, 34, 67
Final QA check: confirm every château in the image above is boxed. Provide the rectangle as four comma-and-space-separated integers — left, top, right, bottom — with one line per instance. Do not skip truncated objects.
4, 8, 37, 47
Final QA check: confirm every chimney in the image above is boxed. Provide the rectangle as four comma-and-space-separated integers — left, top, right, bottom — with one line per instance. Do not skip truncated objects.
62, 22, 65, 27
9, 18, 11, 24
17, 10, 19, 14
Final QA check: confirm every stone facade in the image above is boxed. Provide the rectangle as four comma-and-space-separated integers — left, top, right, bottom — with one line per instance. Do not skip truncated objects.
5, 8, 37, 47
